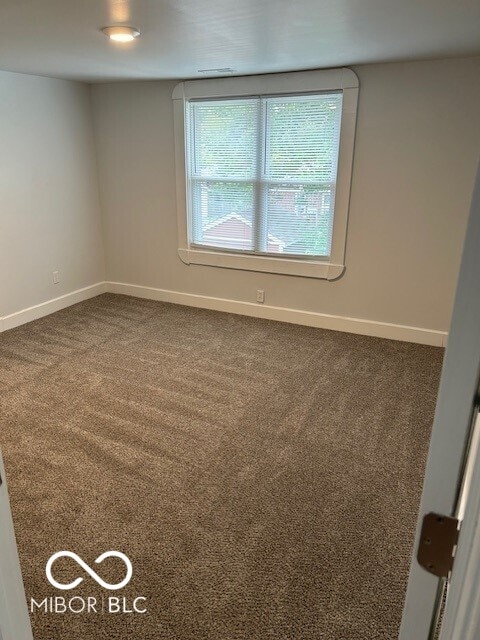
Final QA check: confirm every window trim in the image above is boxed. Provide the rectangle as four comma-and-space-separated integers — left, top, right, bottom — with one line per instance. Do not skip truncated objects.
173, 68, 359, 280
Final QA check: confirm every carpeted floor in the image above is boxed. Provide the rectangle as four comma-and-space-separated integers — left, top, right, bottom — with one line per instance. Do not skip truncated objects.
0, 294, 443, 640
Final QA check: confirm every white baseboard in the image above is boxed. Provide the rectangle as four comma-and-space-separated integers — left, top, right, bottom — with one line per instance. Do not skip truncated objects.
106, 281, 448, 347
0, 280, 448, 347
0, 282, 106, 333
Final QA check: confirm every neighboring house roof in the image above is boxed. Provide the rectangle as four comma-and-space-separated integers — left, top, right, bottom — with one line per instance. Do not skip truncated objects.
202, 213, 286, 249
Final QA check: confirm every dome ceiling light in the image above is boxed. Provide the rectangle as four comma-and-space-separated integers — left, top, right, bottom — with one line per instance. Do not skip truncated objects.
102, 26, 140, 43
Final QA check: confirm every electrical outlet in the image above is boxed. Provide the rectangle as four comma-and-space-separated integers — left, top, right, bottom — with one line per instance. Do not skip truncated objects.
52, 270, 60, 285
256, 289, 265, 304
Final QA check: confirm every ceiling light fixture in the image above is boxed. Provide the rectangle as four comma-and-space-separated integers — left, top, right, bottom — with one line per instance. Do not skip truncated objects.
102, 26, 140, 43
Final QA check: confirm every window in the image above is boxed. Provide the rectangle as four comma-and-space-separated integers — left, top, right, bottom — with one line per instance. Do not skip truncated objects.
173, 69, 358, 279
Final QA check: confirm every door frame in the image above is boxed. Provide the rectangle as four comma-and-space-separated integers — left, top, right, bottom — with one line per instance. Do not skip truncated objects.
400, 163, 480, 639
438, 409, 480, 639
0, 451, 33, 640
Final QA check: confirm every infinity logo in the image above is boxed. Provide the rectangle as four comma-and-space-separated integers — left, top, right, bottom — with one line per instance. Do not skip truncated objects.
46, 551, 133, 591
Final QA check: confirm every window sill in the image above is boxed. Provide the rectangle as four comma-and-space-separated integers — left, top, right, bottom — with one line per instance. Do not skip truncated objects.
178, 248, 345, 280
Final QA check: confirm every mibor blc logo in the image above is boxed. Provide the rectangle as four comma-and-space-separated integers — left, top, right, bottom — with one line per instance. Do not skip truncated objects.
46, 551, 133, 590
30, 551, 147, 615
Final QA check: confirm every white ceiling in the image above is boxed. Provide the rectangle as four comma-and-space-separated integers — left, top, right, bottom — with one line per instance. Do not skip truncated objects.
0, 0, 479, 82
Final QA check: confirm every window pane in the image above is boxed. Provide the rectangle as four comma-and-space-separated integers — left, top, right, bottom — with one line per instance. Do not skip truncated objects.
265, 185, 333, 256
262, 93, 342, 256
192, 180, 255, 251
186, 92, 343, 257
265, 93, 343, 183
190, 99, 258, 180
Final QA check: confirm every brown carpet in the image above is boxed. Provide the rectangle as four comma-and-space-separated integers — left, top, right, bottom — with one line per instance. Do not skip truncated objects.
0, 293, 442, 640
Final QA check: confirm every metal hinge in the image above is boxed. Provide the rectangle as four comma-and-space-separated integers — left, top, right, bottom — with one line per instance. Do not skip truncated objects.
417, 512, 460, 578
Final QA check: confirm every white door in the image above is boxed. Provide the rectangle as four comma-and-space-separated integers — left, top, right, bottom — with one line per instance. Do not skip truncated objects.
0, 452, 33, 640
400, 163, 480, 639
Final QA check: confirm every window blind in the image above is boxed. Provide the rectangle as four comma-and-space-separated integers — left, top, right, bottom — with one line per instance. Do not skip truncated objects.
187, 91, 343, 258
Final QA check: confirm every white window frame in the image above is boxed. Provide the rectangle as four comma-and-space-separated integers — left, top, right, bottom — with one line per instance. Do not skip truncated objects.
173, 68, 358, 280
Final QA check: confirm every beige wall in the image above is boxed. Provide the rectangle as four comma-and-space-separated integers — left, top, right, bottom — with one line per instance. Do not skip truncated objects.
91, 57, 480, 333
0, 71, 105, 318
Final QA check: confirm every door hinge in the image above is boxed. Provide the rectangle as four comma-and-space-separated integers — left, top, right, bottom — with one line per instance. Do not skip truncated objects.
417, 512, 460, 578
